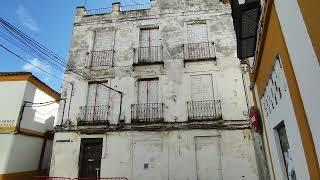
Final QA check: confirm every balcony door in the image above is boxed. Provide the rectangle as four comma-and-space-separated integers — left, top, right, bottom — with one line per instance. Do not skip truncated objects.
86, 82, 110, 122
138, 28, 160, 63
90, 30, 115, 66
136, 79, 160, 121
187, 23, 208, 43
191, 74, 214, 101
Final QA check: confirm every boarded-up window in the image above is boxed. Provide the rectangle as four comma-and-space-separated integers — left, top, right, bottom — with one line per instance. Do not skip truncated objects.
87, 82, 110, 106
138, 79, 159, 104
93, 30, 114, 50
139, 28, 160, 47
191, 74, 214, 101
187, 23, 208, 43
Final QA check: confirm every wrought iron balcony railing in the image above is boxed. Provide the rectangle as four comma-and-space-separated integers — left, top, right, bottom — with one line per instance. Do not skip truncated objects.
187, 100, 222, 121
183, 42, 216, 61
78, 105, 110, 125
131, 103, 164, 123
86, 50, 114, 67
133, 46, 163, 65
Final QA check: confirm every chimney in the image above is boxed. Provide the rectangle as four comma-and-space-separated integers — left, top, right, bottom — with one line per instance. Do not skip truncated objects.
112, 2, 121, 15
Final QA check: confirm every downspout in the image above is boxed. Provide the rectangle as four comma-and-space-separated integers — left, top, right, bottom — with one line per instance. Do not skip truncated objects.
99, 83, 123, 123
60, 98, 66, 126
16, 101, 27, 133
67, 82, 74, 121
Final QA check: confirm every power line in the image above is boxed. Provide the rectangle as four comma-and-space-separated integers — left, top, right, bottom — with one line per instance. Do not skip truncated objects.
0, 44, 66, 82
0, 17, 92, 80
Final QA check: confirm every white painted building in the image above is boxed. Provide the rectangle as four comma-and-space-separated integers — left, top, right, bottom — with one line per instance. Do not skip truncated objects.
50, 0, 259, 179
0, 72, 60, 180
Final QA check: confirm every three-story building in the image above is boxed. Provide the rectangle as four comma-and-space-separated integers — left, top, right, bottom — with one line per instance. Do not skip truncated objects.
50, 0, 259, 179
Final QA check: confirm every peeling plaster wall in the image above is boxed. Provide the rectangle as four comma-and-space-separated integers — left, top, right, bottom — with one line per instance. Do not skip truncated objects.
50, 130, 258, 179
51, 0, 258, 179
58, 0, 248, 125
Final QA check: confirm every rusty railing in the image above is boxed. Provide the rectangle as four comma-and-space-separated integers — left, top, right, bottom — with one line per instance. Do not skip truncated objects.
87, 50, 114, 67
120, 3, 151, 11
131, 103, 164, 123
187, 100, 222, 120
183, 42, 216, 60
34, 177, 71, 180
85, 7, 113, 15
78, 105, 110, 125
133, 46, 163, 65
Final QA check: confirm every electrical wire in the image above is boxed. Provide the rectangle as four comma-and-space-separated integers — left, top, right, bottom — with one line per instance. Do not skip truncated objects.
0, 44, 66, 82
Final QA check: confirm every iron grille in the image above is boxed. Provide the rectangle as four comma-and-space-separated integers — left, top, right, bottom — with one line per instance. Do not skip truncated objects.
184, 42, 216, 60
231, 0, 261, 59
131, 103, 164, 123
187, 100, 222, 120
85, 7, 113, 15
78, 105, 110, 125
120, 3, 151, 11
87, 50, 114, 67
133, 46, 163, 65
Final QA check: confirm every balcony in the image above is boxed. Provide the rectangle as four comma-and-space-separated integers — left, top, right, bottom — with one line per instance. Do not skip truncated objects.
86, 50, 114, 67
183, 42, 216, 61
133, 46, 163, 65
131, 103, 164, 123
78, 105, 110, 126
187, 100, 222, 121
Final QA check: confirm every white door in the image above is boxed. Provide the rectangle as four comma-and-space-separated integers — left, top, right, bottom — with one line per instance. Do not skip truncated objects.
94, 30, 114, 50
132, 140, 167, 180
138, 79, 159, 104
195, 136, 222, 180
86, 82, 110, 120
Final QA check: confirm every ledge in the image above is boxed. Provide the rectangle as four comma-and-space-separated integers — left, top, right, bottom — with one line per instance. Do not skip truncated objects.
55, 120, 249, 134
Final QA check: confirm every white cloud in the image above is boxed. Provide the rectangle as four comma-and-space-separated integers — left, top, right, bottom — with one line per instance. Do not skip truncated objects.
16, 5, 39, 32
22, 58, 51, 73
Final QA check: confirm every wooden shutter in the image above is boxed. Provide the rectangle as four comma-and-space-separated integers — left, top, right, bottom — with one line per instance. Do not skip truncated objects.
87, 82, 110, 106
187, 23, 208, 43
93, 30, 114, 50
138, 79, 159, 104
139, 28, 160, 47
191, 75, 214, 101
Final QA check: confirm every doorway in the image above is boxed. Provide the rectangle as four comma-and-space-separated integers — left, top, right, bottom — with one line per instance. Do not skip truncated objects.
79, 138, 103, 178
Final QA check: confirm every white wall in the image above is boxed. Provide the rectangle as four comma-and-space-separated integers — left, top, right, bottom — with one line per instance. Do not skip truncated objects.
0, 134, 43, 174
21, 81, 59, 133
50, 130, 258, 179
0, 81, 27, 128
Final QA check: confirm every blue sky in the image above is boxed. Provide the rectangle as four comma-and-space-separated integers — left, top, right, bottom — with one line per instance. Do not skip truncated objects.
0, 0, 147, 92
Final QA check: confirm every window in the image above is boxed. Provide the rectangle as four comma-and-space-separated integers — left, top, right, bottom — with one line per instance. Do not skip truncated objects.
93, 30, 115, 50
275, 122, 295, 179
191, 74, 214, 101
87, 81, 110, 106
134, 28, 162, 64
89, 30, 115, 67
187, 23, 208, 43
139, 28, 160, 47
138, 78, 159, 104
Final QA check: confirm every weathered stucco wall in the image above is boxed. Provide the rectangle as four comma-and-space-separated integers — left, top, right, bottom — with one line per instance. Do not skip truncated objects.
51, 0, 258, 179
58, 0, 248, 125
50, 130, 258, 179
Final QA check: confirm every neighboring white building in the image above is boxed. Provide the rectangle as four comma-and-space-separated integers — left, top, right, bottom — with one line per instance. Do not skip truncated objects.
0, 72, 60, 180
50, 0, 259, 179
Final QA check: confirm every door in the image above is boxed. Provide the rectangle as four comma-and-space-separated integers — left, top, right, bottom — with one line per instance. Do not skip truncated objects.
132, 140, 166, 180
87, 82, 110, 121
195, 136, 222, 180
79, 138, 103, 178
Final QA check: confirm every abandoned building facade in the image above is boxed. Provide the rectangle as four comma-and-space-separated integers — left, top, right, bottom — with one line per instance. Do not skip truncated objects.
50, 0, 259, 179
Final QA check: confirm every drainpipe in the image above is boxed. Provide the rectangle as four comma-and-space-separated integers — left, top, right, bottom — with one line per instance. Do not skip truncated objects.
16, 101, 27, 133
60, 98, 67, 126
67, 82, 74, 121
99, 83, 123, 123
